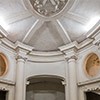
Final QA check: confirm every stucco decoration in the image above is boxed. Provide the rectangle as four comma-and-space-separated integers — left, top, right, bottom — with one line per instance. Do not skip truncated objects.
29, 0, 68, 16
0, 53, 8, 76
85, 53, 100, 77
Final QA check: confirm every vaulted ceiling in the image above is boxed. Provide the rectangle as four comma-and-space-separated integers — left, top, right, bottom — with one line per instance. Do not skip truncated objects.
0, 0, 100, 51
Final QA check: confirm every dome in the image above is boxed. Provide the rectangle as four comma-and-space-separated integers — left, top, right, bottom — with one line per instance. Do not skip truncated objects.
0, 0, 100, 51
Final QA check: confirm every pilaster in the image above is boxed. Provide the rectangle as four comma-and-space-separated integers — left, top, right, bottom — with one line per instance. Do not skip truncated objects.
15, 41, 33, 100
59, 46, 78, 100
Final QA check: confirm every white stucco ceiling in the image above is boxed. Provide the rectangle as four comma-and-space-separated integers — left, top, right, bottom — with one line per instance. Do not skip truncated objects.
0, 0, 100, 51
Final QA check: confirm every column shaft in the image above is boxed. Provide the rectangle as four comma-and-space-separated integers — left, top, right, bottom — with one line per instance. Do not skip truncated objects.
68, 58, 77, 100
15, 58, 25, 100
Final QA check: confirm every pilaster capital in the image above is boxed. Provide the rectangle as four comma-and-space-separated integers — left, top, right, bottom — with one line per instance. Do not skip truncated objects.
16, 55, 27, 62
60, 47, 77, 61
16, 48, 28, 62
58, 42, 78, 61
66, 55, 77, 62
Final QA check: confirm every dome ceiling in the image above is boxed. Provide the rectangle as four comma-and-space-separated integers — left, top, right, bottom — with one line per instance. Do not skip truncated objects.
0, 0, 100, 51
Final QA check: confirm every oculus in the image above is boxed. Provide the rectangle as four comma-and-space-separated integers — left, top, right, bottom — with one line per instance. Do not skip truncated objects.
29, 0, 68, 16
0, 53, 8, 76
85, 53, 100, 77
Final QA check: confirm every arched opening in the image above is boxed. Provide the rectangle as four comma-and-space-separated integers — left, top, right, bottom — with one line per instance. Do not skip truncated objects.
26, 76, 65, 100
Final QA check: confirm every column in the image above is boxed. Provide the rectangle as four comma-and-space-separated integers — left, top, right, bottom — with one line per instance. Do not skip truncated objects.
65, 62, 70, 100
15, 56, 26, 100
67, 56, 78, 100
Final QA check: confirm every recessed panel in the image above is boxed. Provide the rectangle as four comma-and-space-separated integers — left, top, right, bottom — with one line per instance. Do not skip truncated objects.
0, 54, 8, 76
85, 53, 100, 77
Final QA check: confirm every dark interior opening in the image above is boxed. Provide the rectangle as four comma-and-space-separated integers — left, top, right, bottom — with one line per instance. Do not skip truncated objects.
0, 90, 7, 100
86, 92, 100, 100
26, 77, 65, 100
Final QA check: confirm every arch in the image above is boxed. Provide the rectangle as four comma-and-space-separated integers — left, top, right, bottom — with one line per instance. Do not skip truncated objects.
26, 75, 65, 100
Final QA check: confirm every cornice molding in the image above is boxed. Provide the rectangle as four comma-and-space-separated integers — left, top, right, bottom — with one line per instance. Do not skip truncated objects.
15, 41, 34, 52
0, 79, 15, 85
59, 38, 94, 53
0, 21, 99, 62
0, 25, 8, 37
93, 31, 100, 46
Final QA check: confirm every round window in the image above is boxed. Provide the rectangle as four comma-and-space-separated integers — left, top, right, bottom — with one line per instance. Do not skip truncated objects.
0, 53, 8, 76
85, 53, 100, 77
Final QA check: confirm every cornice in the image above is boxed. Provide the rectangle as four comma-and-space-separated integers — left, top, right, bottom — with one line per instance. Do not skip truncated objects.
0, 78, 15, 85
0, 25, 8, 37
29, 51, 63, 57
28, 51, 65, 63
0, 22, 99, 62
15, 41, 34, 52
93, 31, 100, 46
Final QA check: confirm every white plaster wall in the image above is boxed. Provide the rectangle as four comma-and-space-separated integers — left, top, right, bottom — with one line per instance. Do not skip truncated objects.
25, 61, 66, 79
77, 45, 100, 84
0, 45, 16, 83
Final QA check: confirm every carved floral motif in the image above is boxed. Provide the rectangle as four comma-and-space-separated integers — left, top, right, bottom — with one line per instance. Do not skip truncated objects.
30, 0, 68, 16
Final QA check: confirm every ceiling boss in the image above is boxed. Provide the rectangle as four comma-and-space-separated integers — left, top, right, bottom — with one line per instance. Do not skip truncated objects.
29, 0, 68, 16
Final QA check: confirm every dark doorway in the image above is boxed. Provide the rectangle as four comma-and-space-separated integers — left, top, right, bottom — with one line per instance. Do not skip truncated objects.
0, 90, 7, 100
86, 92, 100, 100
26, 77, 65, 100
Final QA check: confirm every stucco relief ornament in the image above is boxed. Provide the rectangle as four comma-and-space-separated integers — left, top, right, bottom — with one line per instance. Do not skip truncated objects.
29, 0, 68, 16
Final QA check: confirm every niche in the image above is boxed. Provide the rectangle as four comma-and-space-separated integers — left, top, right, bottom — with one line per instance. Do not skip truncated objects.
0, 53, 8, 76
26, 77, 65, 100
85, 53, 100, 77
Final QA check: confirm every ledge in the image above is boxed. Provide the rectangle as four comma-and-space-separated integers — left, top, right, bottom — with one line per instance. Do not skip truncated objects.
0, 79, 15, 85
78, 78, 100, 86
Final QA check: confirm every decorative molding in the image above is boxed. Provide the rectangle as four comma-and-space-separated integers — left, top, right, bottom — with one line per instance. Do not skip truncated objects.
78, 78, 100, 86
64, 11, 88, 25
16, 55, 27, 61
15, 41, 34, 52
0, 79, 15, 85
0, 25, 8, 37
22, 19, 40, 43
59, 41, 78, 51
80, 82, 100, 92
59, 41, 78, 59
29, 0, 68, 17
23, 0, 76, 19
66, 55, 77, 61
56, 19, 72, 42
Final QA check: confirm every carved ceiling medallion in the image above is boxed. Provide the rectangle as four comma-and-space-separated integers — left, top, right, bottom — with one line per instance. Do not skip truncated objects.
29, 0, 68, 16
